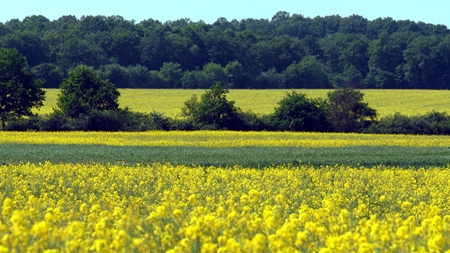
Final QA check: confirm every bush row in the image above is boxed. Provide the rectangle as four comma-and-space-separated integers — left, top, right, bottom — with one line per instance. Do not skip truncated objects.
5, 108, 450, 135
367, 111, 450, 135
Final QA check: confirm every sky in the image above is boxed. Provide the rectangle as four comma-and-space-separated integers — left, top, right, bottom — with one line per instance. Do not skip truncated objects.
1, 0, 449, 28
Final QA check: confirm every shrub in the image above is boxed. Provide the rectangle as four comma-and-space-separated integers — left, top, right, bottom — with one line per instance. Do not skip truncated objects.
367, 111, 450, 135
272, 91, 329, 131
181, 82, 242, 130
327, 87, 377, 132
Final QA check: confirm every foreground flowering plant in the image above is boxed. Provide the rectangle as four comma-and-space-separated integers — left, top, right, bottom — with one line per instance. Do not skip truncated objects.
1, 162, 450, 252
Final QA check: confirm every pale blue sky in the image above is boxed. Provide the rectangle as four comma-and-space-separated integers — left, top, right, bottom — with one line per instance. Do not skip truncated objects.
1, 0, 449, 27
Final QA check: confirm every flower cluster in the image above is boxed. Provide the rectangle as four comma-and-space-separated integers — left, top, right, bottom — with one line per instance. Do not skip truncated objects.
1, 162, 450, 252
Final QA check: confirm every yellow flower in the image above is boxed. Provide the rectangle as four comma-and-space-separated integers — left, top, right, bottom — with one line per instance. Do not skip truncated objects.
0, 245, 9, 253
225, 238, 241, 253
201, 242, 218, 253
396, 226, 410, 239
427, 234, 444, 252
401, 201, 412, 210
251, 233, 267, 253
1, 198, 13, 217
90, 239, 108, 253
31, 221, 49, 238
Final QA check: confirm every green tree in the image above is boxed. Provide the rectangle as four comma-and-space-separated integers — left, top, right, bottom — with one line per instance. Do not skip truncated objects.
181, 82, 241, 129
366, 17, 398, 39
272, 91, 329, 131
225, 60, 248, 88
0, 23, 10, 37
158, 62, 183, 88
56, 38, 110, 70
0, 48, 45, 128
256, 68, 283, 89
281, 56, 331, 88
139, 25, 171, 70
320, 33, 369, 87
127, 64, 152, 88
249, 36, 306, 73
31, 63, 64, 88
0, 31, 50, 67
109, 30, 141, 66
366, 31, 412, 88
96, 64, 130, 88
57, 65, 120, 117
327, 87, 377, 132
181, 62, 229, 89
202, 62, 228, 87
403, 35, 450, 89
338, 14, 368, 34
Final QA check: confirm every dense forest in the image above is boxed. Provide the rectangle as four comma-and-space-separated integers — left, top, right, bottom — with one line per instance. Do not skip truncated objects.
1, 11, 450, 89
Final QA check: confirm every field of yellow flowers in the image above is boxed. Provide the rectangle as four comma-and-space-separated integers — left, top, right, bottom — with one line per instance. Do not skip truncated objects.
37, 89, 450, 117
2, 131, 450, 252
1, 162, 450, 252
3, 131, 450, 148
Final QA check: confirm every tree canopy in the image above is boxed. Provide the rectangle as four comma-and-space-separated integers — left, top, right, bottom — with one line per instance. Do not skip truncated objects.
181, 82, 241, 129
327, 87, 377, 132
57, 65, 120, 117
272, 91, 329, 131
0, 48, 45, 128
1, 12, 449, 89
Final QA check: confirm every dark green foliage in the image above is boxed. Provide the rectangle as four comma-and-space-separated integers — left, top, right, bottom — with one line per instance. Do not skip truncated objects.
272, 91, 329, 131
327, 87, 377, 132
38, 110, 70, 131
181, 62, 229, 89
368, 111, 450, 135
0, 48, 45, 128
96, 64, 130, 88
57, 65, 120, 117
31, 63, 64, 88
237, 111, 273, 131
158, 62, 183, 88
255, 68, 283, 89
5, 108, 173, 132
366, 32, 412, 88
181, 82, 242, 129
127, 65, 153, 88
0, 31, 50, 67
2, 13, 449, 89
225, 60, 249, 88
402, 35, 450, 89
149, 111, 172, 131
2, 116, 41, 131
281, 56, 332, 88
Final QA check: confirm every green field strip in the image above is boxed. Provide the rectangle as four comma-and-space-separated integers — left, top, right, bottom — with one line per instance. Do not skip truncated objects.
1, 144, 449, 168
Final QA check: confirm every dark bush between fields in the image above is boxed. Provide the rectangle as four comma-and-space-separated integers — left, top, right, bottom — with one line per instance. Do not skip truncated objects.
4, 109, 173, 131
366, 111, 450, 135
4, 109, 450, 135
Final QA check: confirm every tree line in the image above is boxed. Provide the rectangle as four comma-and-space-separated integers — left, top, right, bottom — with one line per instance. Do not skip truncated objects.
1, 12, 450, 89
2, 47, 450, 134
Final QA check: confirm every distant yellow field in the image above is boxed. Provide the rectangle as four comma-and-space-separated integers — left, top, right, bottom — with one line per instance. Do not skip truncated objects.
37, 89, 450, 118
3, 131, 450, 147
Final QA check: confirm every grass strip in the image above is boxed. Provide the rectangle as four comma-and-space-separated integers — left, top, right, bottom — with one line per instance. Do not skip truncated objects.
1, 144, 449, 168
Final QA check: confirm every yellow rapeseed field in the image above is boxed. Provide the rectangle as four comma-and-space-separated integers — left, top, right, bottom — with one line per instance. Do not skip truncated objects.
1, 162, 450, 252
37, 89, 450, 118
2, 131, 450, 148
